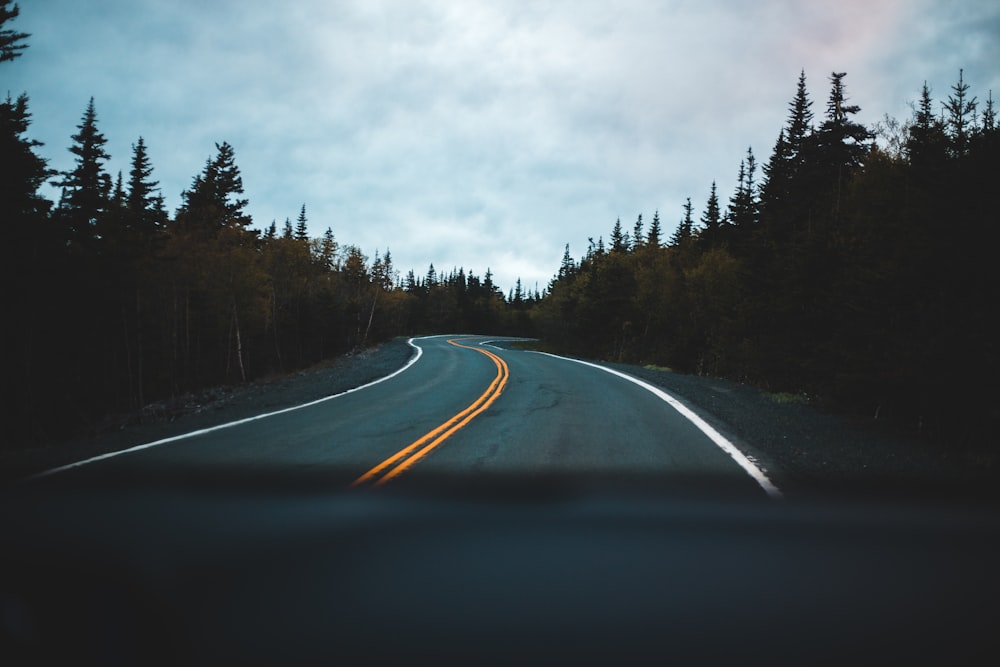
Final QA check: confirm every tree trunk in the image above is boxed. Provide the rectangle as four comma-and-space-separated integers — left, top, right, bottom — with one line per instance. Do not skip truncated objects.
233, 300, 247, 383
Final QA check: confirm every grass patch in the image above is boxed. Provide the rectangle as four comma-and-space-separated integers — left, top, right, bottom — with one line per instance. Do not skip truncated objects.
509, 339, 552, 353
765, 391, 810, 405
642, 364, 673, 373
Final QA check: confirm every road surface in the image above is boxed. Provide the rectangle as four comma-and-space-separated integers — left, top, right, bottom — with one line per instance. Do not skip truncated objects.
28, 335, 778, 495
6, 336, 999, 666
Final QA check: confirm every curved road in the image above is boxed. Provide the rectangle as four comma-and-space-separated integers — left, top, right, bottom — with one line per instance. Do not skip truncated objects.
11, 337, 1000, 667
32, 335, 778, 497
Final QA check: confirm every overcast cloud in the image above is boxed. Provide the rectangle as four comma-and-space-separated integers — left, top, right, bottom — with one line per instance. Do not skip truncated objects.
6, 0, 999, 292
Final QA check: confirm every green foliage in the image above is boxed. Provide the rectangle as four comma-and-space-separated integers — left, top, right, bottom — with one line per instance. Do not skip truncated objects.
533, 69, 1000, 444
0, 83, 530, 448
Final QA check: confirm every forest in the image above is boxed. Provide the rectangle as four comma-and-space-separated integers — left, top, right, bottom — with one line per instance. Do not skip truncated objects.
534, 69, 998, 445
1, 3, 533, 447
3, 1, 998, 449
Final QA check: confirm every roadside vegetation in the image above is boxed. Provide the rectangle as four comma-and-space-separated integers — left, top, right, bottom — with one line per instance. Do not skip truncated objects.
529, 69, 998, 448
3, 2, 996, 454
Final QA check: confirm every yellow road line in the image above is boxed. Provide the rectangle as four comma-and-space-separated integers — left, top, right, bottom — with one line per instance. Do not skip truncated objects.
351, 338, 509, 487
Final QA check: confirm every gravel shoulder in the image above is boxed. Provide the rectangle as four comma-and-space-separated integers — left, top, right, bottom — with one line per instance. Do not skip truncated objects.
603, 361, 999, 496
4, 336, 996, 496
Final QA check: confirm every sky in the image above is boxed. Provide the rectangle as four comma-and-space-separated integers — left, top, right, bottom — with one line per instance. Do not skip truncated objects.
5, 0, 999, 293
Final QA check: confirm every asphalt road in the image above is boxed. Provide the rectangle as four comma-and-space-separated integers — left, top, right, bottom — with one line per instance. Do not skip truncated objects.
5, 336, 1000, 666
28, 335, 778, 496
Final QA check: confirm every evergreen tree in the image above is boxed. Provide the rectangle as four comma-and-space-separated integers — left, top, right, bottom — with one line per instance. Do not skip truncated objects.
175, 141, 251, 237
670, 198, 693, 246
787, 70, 814, 158
56, 98, 112, 244
0, 0, 28, 63
557, 243, 576, 280
982, 90, 996, 134
944, 69, 977, 157
0, 93, 51, 223
760, 72, 813, 219
698, 182, 721, 246
647, 210, 662, 248
318, 226, 337, 270
632, 213, 644, 250
610, 217, 627, 253
906, 82, 948, 168
295, 204, 309, 241
811, 72, 871, 217
124, 137, 167, 236
727, 147, 759, 229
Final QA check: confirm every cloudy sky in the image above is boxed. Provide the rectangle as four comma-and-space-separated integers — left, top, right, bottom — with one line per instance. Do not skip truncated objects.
6, 0, 999, 292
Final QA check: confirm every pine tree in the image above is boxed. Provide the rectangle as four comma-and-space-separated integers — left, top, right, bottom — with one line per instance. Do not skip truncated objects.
698, 182, 721, 246
760, 72, 814, 220
56, 98, 112, 244
647, 210, 662, 248
632, 213, 644, 250
787, 70, 814, 158
0, 0, 28, 63
670, 198, 693, 246
557, 243, 576, 280
905, 81, 948, 170
982, 90, 996, 134
1, 90, 55, 444
318, 227, 336, 270
727, 147, 759, 229
0, 93, 51, 223
945, 69, 977, 157
176, 141, 252, 237
610, 217, 627, 253
125, 136, 166, 233
811, 72, 871, 217
295, 204, 309, 241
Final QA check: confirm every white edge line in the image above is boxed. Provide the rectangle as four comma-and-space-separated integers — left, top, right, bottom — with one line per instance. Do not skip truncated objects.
26, 338, 428, 481
532, 351, 783, 499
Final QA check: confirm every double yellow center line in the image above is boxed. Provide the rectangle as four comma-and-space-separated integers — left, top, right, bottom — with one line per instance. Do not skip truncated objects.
351, 339, 509, 487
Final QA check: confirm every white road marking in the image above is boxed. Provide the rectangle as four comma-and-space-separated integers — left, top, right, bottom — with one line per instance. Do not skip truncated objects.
532, 352, 783, 499
26, 338, 427, 481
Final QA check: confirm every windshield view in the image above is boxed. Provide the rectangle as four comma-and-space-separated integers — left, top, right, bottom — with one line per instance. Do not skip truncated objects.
1, 2, 998, 665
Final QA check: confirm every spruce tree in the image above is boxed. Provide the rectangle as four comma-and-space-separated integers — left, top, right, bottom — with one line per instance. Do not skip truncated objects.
632, 213, 644, 250
727, 147, 759, 229
905, 81, 948, 170
945, 69, 977, 157
295, 204, 309, 241
0, 93, 51, 223
557, 243, 576, 280
610, 217, 627, 253
126, 137, 166, 233
787, 70, 814, 159
698, 182, 721, 246
0, 0, 28, 63
647, 210, 662, 248
56, 98, 112, 245
175, 141, 251, 237
670, 198, 693, 246
811, 72, 871, 217
760, 72, 814, 220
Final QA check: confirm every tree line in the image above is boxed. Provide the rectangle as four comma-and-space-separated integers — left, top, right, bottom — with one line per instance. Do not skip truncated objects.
1, 3, 530, 448
533, 69, 998, 445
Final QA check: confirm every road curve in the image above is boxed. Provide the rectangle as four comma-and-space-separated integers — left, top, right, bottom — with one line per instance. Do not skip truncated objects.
28, 335, 778, 497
